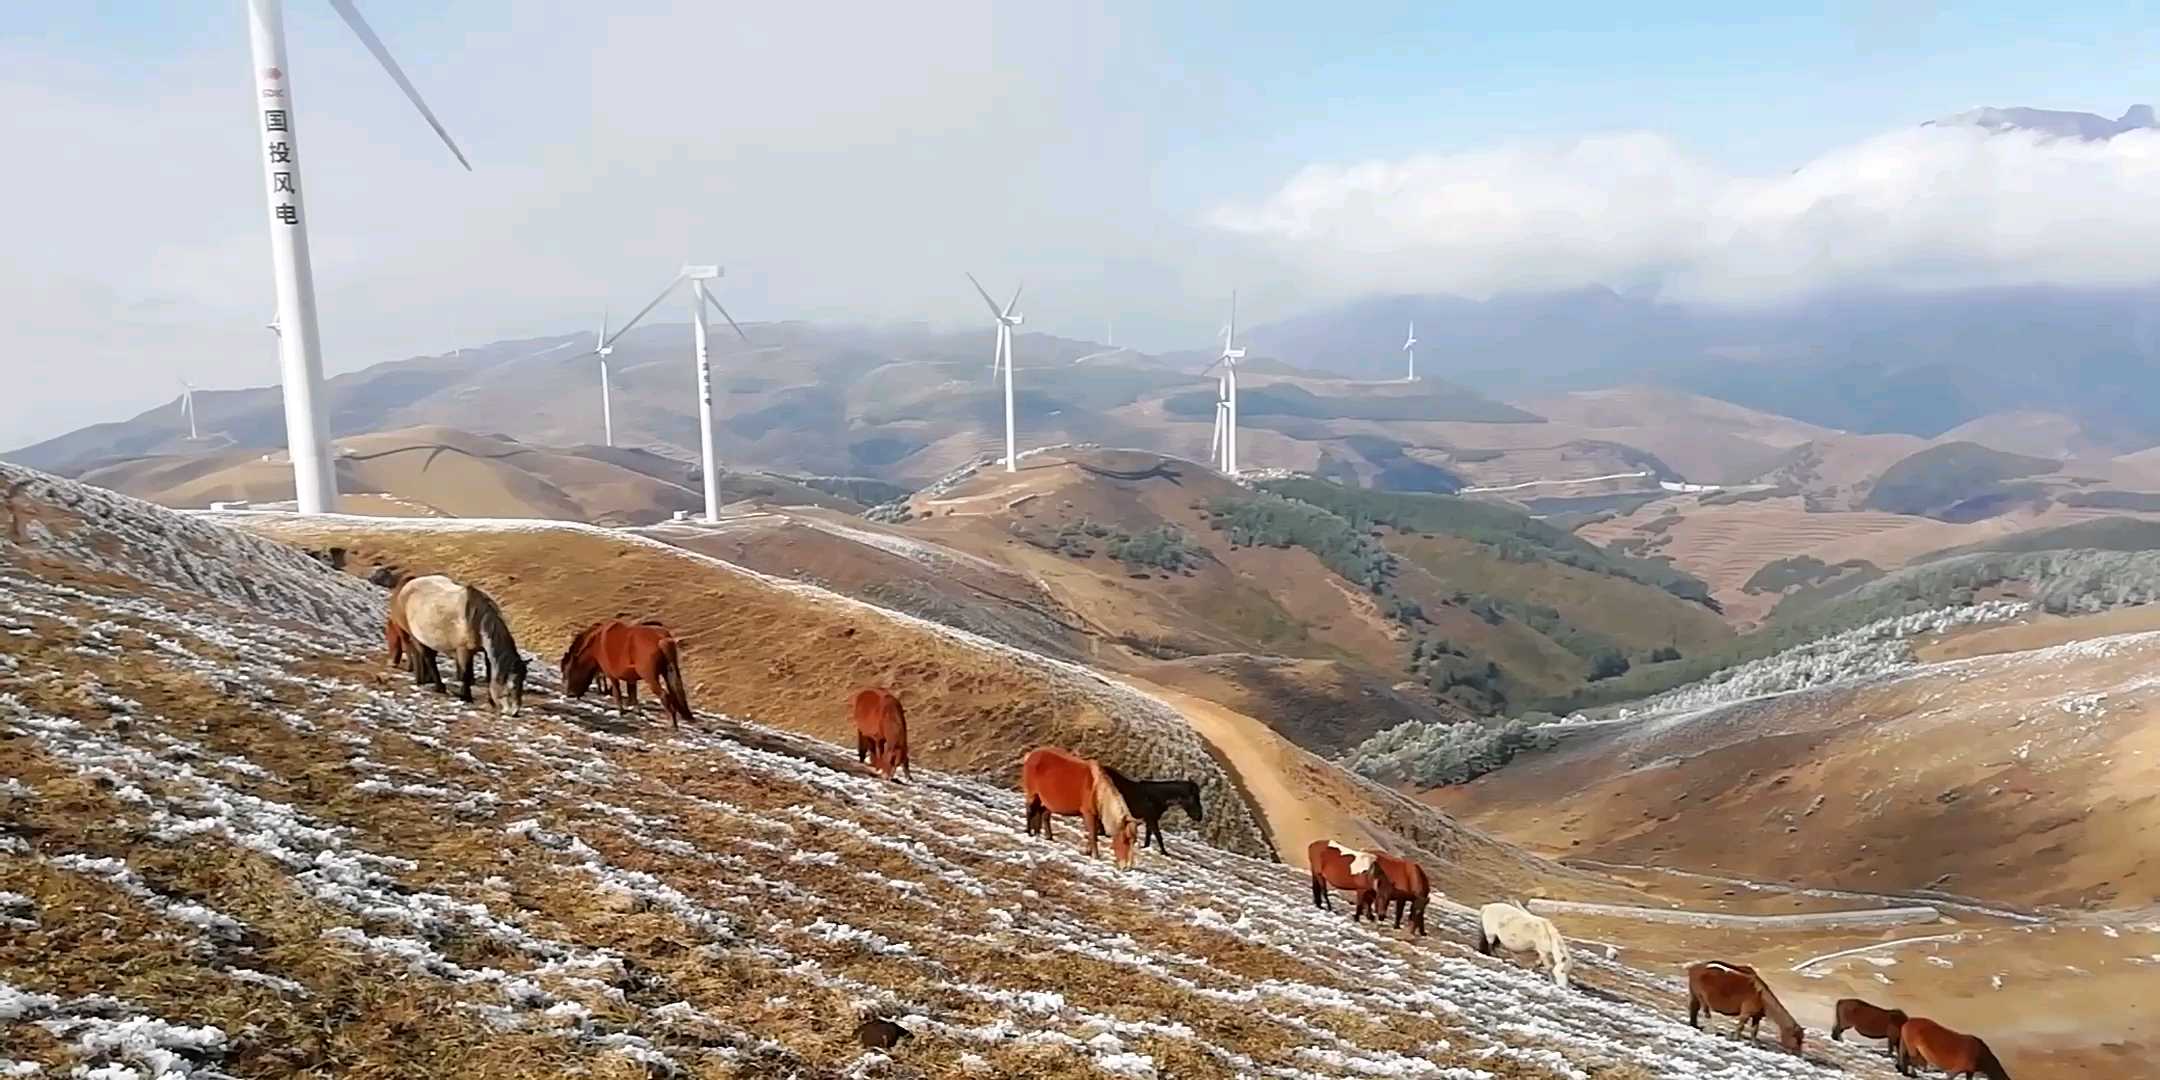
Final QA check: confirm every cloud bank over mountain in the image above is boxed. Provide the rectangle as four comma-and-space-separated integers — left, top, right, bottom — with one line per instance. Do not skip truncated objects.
1210, 120, 2160, 306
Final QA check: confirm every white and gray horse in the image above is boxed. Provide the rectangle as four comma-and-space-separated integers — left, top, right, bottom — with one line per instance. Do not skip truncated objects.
1476, 901, 1574, 988
387, 574, 528, 716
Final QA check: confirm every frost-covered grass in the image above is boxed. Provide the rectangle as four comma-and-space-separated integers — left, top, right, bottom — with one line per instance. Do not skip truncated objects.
204, 488, 1272, 860
1595, 600, 2030, 724
1, 464, 1902, 1079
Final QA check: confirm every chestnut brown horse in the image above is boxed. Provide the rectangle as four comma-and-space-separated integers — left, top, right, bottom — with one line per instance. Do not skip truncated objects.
1833, 997, 1908, 1059
1020, 747, 1137, 870
1306, 840, 1379, 922
1367, 852, 1431, 936
851, 687, 911, 782
1686, 961, 1803, 1054
560, 619, 694, 729
1897, 1018, 2011, 1080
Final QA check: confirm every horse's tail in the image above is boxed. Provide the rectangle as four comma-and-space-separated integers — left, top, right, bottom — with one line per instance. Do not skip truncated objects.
1976, 1039, 2011, 1080
657, 636, 693, 728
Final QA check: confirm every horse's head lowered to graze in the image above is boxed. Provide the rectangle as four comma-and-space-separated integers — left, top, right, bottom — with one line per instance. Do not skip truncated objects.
1171, 779, 1203, 824
490, 652, 529, 717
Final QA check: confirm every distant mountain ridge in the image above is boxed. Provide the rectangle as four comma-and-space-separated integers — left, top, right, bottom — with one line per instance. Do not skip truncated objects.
1928, 103, 2158, 139
1248, 285, 2160, 446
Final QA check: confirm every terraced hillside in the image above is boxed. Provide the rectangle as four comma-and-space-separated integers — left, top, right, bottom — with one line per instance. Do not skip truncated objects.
0, 464, 1903, 1079
1577, 494, 2146, 627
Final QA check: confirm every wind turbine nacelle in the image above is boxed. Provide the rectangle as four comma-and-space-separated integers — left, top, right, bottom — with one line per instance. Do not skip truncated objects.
682, 265, 722, 280
1005, 314, 1025, 327
1226, 348, 1246, 359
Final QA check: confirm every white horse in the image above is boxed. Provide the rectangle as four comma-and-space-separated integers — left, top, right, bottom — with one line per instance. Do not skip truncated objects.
388, 574, 527, 716
1477, 902, 1574, 988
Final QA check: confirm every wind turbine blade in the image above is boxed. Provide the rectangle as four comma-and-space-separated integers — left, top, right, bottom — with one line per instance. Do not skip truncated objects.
603, 274, 686, 351
327, 0, 472, 170
964, 273, 1005, 319
1003, 283, 1024, 319
704, 289, 751, 343
597, 308, 610, 350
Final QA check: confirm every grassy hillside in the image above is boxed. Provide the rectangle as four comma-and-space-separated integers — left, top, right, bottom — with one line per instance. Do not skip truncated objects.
1861, 441, 2058, 517
1913, 515, 2160, 559
3, 465, 1898, 1080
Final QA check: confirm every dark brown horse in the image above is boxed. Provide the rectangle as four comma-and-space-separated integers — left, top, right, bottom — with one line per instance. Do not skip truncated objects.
560, 619, 694, 729
1093, 767, 1202, 856
1898, 1018, 2010, 1079
850, 687, 911, 782
1020, 747, 1137, 869
1686, 961, 1803, 1054
1306, 840, 1379, 922
1833, 997, 1908, 1059
1366, 852, 1431, 936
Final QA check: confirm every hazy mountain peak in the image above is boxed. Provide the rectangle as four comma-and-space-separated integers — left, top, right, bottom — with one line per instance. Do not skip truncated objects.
1928, 104, 2159, 140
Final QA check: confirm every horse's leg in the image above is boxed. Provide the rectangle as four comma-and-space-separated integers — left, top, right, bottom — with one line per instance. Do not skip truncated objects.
419, 645, 445, 691
1687, 991, 1700, 1030
1080, 807, 1098, 857
1148, 819, 1167, 856
455, 649, 476, 702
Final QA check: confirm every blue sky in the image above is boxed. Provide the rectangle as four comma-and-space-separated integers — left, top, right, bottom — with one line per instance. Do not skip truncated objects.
3, 2, 2159, 446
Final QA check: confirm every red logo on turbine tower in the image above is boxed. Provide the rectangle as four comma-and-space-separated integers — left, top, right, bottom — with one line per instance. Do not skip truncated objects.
263, 67, 283, 80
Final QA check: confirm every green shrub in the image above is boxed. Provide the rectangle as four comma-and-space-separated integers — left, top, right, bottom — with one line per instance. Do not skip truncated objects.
1343, 718, 1557, 787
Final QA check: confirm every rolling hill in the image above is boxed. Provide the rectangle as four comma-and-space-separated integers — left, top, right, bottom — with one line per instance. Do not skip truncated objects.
2, 462, 1915, 1080
7, 325, 1548, 498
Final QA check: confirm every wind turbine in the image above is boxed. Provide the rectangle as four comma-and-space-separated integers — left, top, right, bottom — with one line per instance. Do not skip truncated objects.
1203, 292, 1246, 475
1402, 321, 1418, 382
965, 273, 1024, 473
592, 309, 615, 447
602, 265, 750, 521
178, 380, 200, 441
246, 0, 470, 515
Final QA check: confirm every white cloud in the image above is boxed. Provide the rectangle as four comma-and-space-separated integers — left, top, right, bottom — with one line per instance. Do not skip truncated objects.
1207, 123, 2160, 305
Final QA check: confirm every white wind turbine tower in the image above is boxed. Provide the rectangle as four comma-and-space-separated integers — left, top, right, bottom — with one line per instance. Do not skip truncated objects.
1204, 292, 1247, 475
602, 265, 750, 521
965, 273, 1024, 472
1403, 320, 1418, 382
246, 0, 470, 515
591, 309, 615, 447
178, 380, 200, 441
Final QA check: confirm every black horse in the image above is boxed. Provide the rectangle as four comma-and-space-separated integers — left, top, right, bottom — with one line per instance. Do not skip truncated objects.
1092, 767, 1204, 855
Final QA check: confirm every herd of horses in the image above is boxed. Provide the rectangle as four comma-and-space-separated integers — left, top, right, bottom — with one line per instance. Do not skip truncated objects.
379, 572, 2013, 1078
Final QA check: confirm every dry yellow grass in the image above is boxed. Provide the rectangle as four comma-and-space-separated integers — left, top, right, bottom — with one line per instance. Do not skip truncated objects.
2, 463, 1909, 1080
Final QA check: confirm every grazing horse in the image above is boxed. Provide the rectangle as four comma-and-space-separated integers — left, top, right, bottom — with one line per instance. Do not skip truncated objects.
1092, 767, 1202, 856
387, 575, 527, 716
1479, 902, 1576, 988
1306, 840, 1380, 922
560, 620, 694, 729
1833, 997, 1908, 1059
1367, 852, 1432, 936
1020, 747, 1138, 870
850, 688, 911, 782
1897, 1018, 2011, 1079
1685, 961, 1803, 1054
